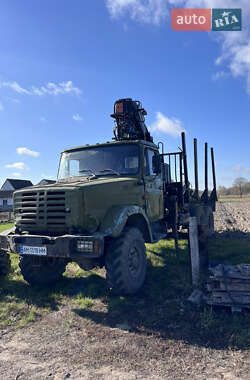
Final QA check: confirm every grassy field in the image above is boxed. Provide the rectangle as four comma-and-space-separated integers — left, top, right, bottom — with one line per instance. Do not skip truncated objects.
0, 223, 14, 233
218, 195, 250, 202
0, 223, 250, 350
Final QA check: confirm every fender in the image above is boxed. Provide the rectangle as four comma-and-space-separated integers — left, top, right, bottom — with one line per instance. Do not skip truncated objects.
0, 227, 15, 251
100, 205, 153, 242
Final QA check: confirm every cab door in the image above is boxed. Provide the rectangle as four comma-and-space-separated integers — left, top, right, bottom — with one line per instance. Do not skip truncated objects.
143, 148, 164, 221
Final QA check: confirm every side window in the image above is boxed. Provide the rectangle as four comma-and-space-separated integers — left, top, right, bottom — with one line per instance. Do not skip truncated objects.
144, 149, 156, 176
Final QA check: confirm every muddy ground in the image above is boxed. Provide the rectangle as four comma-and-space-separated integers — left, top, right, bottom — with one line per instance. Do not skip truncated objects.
1, 201, 250, 380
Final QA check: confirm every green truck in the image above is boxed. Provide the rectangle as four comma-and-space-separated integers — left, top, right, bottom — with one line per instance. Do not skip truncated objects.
0, 98, 217, 294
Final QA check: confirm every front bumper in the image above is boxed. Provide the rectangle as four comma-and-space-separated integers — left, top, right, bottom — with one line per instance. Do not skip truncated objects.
6, 233, 104, 259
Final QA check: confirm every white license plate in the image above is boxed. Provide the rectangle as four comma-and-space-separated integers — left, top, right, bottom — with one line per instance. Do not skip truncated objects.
20, 246, 47, 256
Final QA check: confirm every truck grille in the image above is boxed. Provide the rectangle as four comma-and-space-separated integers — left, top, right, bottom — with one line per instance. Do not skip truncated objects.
15, 190, 66, 230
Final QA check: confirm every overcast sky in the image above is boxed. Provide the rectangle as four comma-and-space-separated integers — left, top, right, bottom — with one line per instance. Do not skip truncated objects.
0, 0, 250, 188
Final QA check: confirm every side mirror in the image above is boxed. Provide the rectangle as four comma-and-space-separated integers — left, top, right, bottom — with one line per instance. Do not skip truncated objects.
152, 155, 161, 174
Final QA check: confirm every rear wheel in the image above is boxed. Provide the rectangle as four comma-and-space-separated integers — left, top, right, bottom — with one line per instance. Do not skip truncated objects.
19, 256, 67, 286
105, 227, 146, 295
0, 250, 11, 277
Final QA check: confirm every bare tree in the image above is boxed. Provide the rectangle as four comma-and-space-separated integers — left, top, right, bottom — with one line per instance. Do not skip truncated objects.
233, 177, 247, 198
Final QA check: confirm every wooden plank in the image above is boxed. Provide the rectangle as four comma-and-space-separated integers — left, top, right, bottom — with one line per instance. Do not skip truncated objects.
210, 264, 250, 280
206, 301, 250, 313
207, 278, 250, 292
189, 217, 200, 286
208, 290, 250, 304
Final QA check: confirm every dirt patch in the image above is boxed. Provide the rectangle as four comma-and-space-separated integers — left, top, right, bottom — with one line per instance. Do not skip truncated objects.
214, 201, 250, 238
1, 306, 250, 380
1, 202, 250, 380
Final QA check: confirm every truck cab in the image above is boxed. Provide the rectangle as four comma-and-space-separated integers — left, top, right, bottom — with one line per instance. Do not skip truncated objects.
13, 139, 165, 240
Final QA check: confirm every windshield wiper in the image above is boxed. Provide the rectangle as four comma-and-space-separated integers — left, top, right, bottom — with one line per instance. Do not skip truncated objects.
78, 168, 97, 179
97, 168, 120, 176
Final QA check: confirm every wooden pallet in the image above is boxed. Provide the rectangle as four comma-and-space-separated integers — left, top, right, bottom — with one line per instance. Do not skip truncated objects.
206, 264, 250, 312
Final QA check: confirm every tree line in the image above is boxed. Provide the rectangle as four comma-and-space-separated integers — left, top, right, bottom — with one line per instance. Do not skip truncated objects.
218, 177, 250, 197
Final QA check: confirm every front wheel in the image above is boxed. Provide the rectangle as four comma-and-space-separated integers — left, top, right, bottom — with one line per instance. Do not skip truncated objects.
105, 227, 146, 295
0, 250, 11, 277
19, 256, 67, 286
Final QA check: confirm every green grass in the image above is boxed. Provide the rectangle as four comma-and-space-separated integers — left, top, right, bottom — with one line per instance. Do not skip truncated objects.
0, 223, 14, 233
0, 233, 250, 349
76, 294, 94, 309
0, 254, 105, 328
218, 196, 250, 202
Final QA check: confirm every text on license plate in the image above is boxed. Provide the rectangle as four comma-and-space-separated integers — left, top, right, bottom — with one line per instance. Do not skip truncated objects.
20, 246, 47, 256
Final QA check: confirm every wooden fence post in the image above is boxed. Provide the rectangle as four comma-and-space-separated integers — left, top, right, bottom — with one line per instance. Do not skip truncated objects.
189, 217, 200, 286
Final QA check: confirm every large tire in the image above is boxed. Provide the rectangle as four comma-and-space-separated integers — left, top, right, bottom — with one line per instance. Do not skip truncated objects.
105, 227, 146, 295
19, 256, 67, 286
0, 250, 11, 277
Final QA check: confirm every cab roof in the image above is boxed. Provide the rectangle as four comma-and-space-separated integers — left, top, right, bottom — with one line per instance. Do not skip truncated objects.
62, 139, 158, 154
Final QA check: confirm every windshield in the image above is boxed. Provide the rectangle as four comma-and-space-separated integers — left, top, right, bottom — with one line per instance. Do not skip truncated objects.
58, 144, 139, 180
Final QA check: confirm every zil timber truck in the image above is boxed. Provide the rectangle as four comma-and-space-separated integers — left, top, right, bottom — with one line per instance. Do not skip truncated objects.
0, 98, 217, 294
